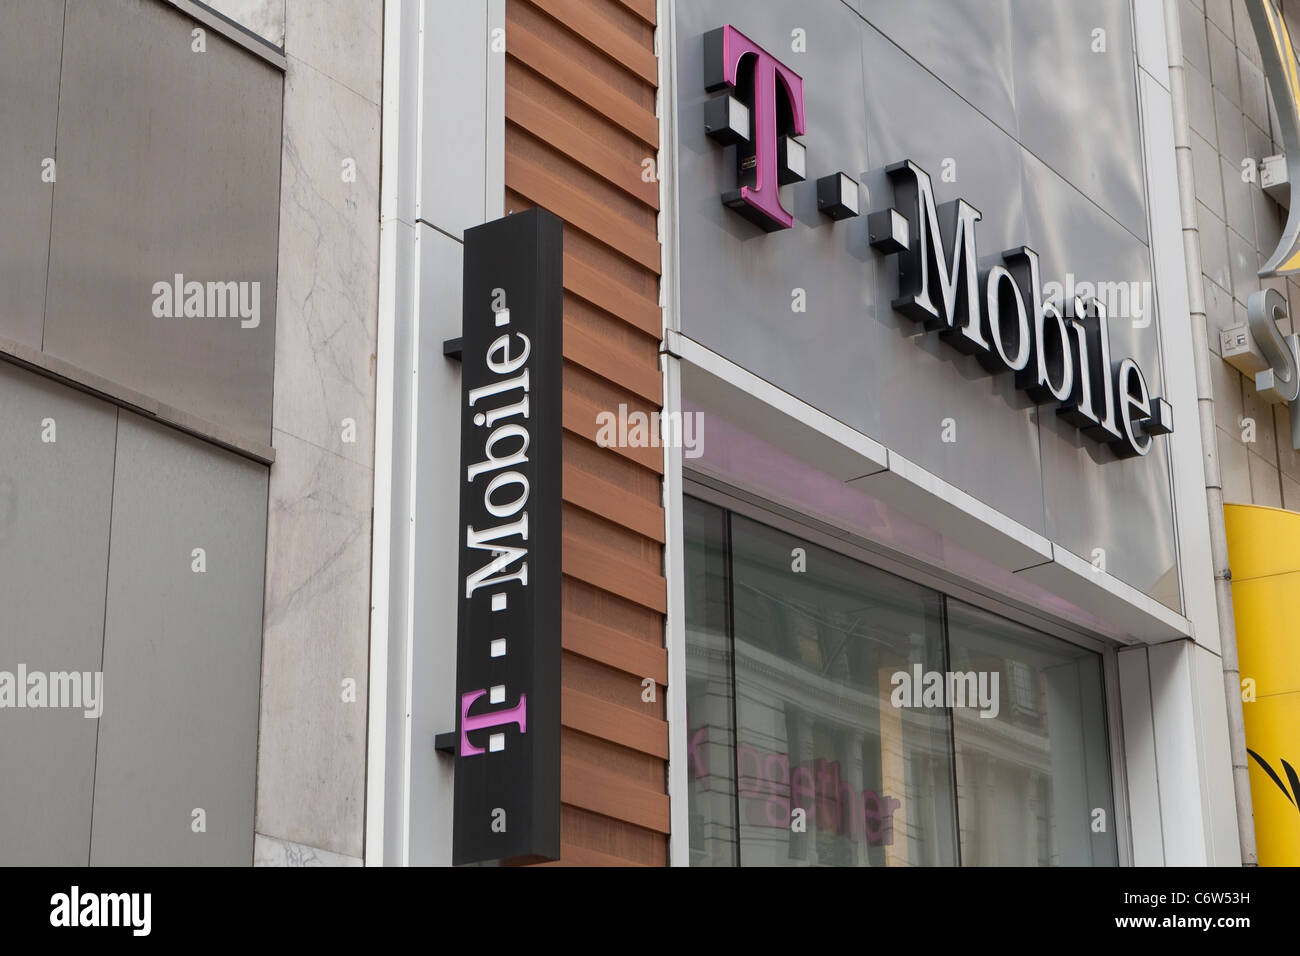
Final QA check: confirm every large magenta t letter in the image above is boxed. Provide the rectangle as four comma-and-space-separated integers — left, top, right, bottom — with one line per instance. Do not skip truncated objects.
460, 688, 528, 756
704, 25, 807, 231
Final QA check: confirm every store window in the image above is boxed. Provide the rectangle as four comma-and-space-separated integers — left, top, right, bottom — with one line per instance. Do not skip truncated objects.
947, 601, 1119, 866
684, 496, 1120, 866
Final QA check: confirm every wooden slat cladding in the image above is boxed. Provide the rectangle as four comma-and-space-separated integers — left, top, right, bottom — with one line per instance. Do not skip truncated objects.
564, 390, 663, 473
563, 757, 670, 833
564, 308, 661, 403
506, 6, 658, 147
564, 534, 666, 614
564, 688, 668, 759
505, 0, 667, 867
507, 141, 661, 272
564, 253, 660, 338
534, 841, 651, 866
562, 610, 668, 682
611, 0, 656, 29
563, 462, 664, 543
519, 0, 657, 85
508, 85, 659, 210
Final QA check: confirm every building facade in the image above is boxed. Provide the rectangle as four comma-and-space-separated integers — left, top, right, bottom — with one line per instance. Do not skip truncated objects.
371, 0, 1249, 867
0, 0, 379, 866
7, 0, 1300, 867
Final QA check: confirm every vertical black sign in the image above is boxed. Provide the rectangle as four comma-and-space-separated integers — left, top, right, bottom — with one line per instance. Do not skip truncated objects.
452, 208, 563, 865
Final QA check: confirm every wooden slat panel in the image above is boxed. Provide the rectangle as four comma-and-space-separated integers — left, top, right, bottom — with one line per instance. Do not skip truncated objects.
563, 718, 664, 783
563, 687, 669, 758
563, 390, 664, 473
563, 533, 667, 613
563, 499, 655, 565
506, 29, 659, 148
564, 252, 662, 339
561, 804, 666, 864
563, 432, 661, 502
507, 84, 659, 209
508, 0, 666, 868
564, 636, 664, 715
562, 756, 671, 833
534, 843, 650, 866
612, 0, 655, 27
508, 126, 655, 238
508, 151, 662, 273
564, 575, 663, 648
506, 51, 650, 169
508, 193, 661, 331
503, 166, 659, 300
566, 296, 661, 382
510, 0, 652, 107
562, 610, 668, 682
564, 318, 662, 404
520, 0, 658, 85
563, 461, 665, 542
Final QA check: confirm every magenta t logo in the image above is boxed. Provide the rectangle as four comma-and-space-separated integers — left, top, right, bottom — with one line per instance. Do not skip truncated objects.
460, 688, 527, 756
704, 25, 807, 231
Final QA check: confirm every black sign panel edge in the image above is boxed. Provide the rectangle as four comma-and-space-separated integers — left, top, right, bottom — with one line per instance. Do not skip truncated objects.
452, 208, 563, 865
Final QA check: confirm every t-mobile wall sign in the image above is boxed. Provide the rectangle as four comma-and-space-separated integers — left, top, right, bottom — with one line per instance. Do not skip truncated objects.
452, 208, 563, 865
703, 24, 1172, 461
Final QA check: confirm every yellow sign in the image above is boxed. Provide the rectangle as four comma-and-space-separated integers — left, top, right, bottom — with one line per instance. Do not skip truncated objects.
1225, 503, 1300, 865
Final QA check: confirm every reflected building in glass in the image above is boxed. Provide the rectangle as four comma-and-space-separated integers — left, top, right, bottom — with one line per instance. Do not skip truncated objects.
686, 499, 1119, 867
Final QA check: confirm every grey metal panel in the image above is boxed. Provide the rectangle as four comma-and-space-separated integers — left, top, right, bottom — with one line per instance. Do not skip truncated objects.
0, 362, 117, 865
673, 0, 1177, 606
89, 413, 268, 865
385, 0, 422, 228
1022, 148, 1179, 608
675, 0, 1047, 534
1009, 0, 1149, 241
0, 0, 65, 349
858, 21, 1046, 534
43, 0, 282, 448
418, 0, 488, 238
672, 0, 874, 451
858, 27, 1026, 255
854, 0, 1019, 137
409, 224, 463, 863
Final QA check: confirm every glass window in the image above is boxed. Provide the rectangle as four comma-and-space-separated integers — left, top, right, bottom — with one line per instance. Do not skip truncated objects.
947, 600, 1119, 866
684, 496, 1119, 867
684, 496, 737, 866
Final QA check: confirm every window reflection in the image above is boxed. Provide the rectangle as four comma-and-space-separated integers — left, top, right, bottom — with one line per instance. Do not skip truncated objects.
948, 600, 1119, 866
684, 497, 1119, 867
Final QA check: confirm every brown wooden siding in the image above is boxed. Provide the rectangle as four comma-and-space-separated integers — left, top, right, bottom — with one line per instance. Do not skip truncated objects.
504, 0, 667, 866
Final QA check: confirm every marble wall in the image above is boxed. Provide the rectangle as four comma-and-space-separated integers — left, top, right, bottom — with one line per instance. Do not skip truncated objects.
251, 0, 383, 865
254, 832, 364, 866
